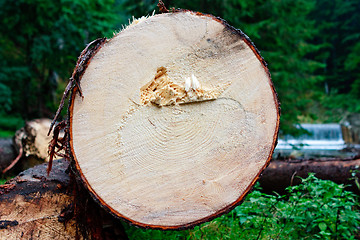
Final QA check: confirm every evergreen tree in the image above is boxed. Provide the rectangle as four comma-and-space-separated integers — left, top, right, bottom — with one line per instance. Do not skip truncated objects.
0, 0, 124, 134
312, 0, 360, 117
2, 0, 358, 136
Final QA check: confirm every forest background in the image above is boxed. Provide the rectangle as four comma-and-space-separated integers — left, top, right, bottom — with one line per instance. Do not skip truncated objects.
0, 0, 359, 137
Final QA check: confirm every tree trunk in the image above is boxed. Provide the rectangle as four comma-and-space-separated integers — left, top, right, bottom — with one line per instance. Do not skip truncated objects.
50, 10, 280, 229
0, 159, 128, 240
260, 157, 360, 194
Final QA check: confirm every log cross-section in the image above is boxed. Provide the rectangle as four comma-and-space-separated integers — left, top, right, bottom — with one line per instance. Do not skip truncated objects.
67, 11, 280, 229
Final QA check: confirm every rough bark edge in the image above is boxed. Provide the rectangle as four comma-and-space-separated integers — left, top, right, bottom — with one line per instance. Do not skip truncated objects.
48, 37, 107, 136
157, 0, 169, 13
0, 160, 75, 238
47, 38, 107, 174
66, 10, 280, 230
0, 159, 129, 240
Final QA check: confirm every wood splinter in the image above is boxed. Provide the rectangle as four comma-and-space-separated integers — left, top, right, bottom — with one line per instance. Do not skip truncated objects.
140, 66, 231, 107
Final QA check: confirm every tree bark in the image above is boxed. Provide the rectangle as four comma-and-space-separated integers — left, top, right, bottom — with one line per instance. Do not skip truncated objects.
0, 159, 78, 239
50, 10, 280, 229
0, 159, 129, 240
259, 158, 360, 194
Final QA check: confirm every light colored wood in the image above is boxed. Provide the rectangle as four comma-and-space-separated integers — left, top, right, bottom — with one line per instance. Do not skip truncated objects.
14, 118, 64, 162
70, 11, 279, 228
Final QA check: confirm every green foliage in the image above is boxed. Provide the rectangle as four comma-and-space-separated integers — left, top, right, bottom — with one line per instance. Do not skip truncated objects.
0, 112, 24, 137
0, 175, 15, 185
311, 0, 360, 120
121, 0, 157, 19
124, 174, 360, 239
0, 0, 125, 127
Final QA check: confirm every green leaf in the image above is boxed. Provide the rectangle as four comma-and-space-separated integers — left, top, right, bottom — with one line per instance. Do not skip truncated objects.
319, 222, 327, 232
239, 216, 248, 224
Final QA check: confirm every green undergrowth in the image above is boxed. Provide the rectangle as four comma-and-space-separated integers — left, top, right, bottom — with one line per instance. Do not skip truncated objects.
0, 113, 24, 138
0, 175, 14, 185
123, 174, 360, 240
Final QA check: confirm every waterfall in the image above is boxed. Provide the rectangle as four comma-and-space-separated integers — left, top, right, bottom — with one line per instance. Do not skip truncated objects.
276, 123, 345, 150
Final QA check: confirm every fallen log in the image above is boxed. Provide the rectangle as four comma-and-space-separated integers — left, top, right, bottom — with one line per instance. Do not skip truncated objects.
14, 118, 64, 162
260, 158, 360, 194
49, 10, 280, 229
1, 119, 63, 175
0, 159, 128, 239
0, 159, 77, 239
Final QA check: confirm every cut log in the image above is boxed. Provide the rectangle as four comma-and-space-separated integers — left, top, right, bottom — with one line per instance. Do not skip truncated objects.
0, 159, 129, 240
14, 118, 64, 162
1, 119, 63, 175
54, 11, 280, 229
